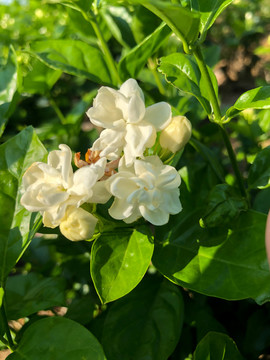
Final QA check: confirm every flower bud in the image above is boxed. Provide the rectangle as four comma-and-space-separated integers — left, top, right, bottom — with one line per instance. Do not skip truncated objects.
59, 206, 98, 241
159, 116, 192, 153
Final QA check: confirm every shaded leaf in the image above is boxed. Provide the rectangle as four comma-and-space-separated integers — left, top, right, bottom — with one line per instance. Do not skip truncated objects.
5, 273, 66, 320
91, 228, 154, 303
7, 317, 107, 360
31, 39, 112, 85
101, 277, 184, 360
201, 184, 248, 228
193, 331, 244, 359
248, 146, 270, 189
0, 127, 47, 286
153, 209, 270, 304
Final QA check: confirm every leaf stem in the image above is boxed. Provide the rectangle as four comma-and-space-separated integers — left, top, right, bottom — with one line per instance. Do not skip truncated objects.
49, 97, 66, 124
148, 58, 166, 95
0, 301, 15, 350
192, 45, 247, 199
88, 14, 121, 86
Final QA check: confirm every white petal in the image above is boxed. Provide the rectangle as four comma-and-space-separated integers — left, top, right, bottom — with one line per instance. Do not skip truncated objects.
87, 87, 125, 129
143, 102, 172, 131
126, 95, 145, 124
120, 79, 144, 101
162, 190, 182, 214
157, 166, 181, 190
139, 205, 169, 226
124, 123, 156, 166
109, 198, 134, 220
47, 144, 73, 188
109, 172, 137, 199
88, 180, 112, 204
92, 129, 125, 159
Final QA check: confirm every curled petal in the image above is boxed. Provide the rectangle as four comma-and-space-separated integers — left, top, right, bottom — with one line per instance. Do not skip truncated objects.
109, 198, 134, 220
124, 123, 155, 166
47, 144, 73, 188
144, 102, 172, 131
119, 78, 144, 101
139, 205, 169, 226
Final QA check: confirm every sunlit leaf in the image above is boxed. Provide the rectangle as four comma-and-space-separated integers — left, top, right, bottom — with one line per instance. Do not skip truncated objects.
91, 228, 154, 303
0, 127, 47, 286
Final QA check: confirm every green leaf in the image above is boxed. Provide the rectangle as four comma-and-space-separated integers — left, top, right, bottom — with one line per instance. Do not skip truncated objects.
101, 277, 184, 360
0, 53, 18, 137
5, 273, 66, 320
226, 86, 270, 120
91, 228, 154, 303
137, 0, 201, 53
30, 39, 112, 85
119, 23, 171, 80
248, 146, 270, 189
190, 0, 234, 38
18, 55, 62, 95
100, 5, 136, 48
153, 209, 270, 304
201, 184, 248, 228
193, 331, 244, 359
7, 317, 107, 360
0, 127, 47, 286
159, 53, 218, 114
190, 138, 224, 181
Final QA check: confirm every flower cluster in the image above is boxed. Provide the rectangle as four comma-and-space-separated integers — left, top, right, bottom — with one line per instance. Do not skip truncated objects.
21, 79, 192, 241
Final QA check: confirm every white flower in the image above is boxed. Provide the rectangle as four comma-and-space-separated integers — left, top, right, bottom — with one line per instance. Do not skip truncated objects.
107, 156, 182, 226
20, 144, 110, 228
59, 206, 98, 241
160, 115, 192, 153
87, 79, 172, 166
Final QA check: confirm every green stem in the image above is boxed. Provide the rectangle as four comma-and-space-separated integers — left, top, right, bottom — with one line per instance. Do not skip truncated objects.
49, 97, 66, 124
0, 302, 15, 350
219, 125, 247, 198
192, 45, 247, 199
148, 58, 166, 96
88, 15, 121, 86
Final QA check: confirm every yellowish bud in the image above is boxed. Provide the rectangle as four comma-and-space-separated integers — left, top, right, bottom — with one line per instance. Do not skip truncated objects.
60, 206, 98, 241
159, 116, 192, 153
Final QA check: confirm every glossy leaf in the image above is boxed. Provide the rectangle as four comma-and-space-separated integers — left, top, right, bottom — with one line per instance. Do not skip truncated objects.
91, 228, 154, 303
101, 5, 136, 48
137, 0, 201, 52
131, 5, 162, 43
0, 53, 18, 137
5, 273, 66, 320
18, 56, 62, 95
193, 331, 244, 359
201, 184, 248, 228
190, 0, 234, 37
248, 146, 270, 189
31, 40, 112, 85
101, 277, 184, 360
7, 317, 107, 360
226, 86, 270, 120
0, 127, 47, 286
118, 23, 171, 80
159, 53, 218, 114
153, 209, 270, 304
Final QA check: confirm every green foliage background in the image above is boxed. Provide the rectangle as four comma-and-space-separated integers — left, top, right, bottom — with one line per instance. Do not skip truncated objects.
0, 0, 269, 359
